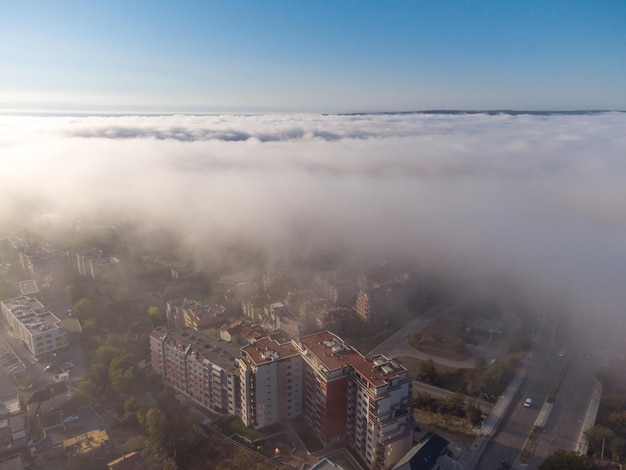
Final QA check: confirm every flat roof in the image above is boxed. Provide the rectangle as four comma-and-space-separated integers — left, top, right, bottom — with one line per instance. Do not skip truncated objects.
1, 296, 62, 335
240, 337, 301, 367
298, 331, 408, 388
158, 328, 241, 370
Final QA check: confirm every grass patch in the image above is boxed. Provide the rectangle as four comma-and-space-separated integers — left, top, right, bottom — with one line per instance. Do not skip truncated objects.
219, 416, 265, 441
289, 416, 323, 453
520, 425, 541, 463
413, 409, 478, 448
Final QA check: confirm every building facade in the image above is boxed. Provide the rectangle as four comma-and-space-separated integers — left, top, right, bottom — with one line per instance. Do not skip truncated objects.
149, 327, 238, 414
237, 337, 303, 429
296, 331, 414, 470
0, 296, 68, 357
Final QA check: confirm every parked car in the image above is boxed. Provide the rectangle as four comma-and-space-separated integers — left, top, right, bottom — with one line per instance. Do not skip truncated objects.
63, 415, 79, 424
62, 362, 75, 370
524, 398, 533, 408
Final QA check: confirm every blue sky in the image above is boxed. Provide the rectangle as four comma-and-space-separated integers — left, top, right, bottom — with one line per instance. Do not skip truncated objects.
1, 1, 624, 113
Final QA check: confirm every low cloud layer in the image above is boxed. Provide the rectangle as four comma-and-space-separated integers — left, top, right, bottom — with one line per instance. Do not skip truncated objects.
1, 111, 625, 318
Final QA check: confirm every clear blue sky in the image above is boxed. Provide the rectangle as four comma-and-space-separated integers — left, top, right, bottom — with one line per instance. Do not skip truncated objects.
1, 0, 624, 113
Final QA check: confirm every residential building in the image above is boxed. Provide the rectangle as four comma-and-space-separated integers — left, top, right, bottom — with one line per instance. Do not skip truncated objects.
355, 281, 410, 322
295, 331, 414, 470
0, 236, 29, 264
150, 327, 240, 414
260, 302, 305, 339
241, 294, 270, 321
165, 298, 226, 331
18, 247, 67, 285
70, 248, 119, 279
314, 271, 358, 306
237, 337, 303, 429
0, 296, 68, 358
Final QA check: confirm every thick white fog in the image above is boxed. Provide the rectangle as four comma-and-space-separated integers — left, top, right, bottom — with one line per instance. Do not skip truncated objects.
1, 112, 625, 317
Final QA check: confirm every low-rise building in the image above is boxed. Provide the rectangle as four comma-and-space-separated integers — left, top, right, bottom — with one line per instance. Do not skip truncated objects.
166, 298, 226, 331
70, 248, 119, 279
0, 296, 68, 358
19, 247, 67, 286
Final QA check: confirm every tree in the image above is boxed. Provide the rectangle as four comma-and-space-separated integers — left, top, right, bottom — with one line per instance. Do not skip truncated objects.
465, 404, 482, 425
144, 408, 168, 452
539, 449, 592, 470
584, 425, 616, 457
440, 392, 465, 417
109, 355, 138, 395
64, 284, 79, 304
416, 359, 439, 385
73, 297, 92, 315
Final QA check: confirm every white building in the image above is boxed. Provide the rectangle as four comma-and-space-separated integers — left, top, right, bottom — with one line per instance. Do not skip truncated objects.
0, 296, 68, 357
237, 337, 303, 429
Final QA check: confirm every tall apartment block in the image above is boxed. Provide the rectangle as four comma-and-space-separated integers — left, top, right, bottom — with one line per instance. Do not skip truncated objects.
150, 327, 240, 415
295, 331, 414, 470
150, 328, 413, 470
237, 337, 303, 429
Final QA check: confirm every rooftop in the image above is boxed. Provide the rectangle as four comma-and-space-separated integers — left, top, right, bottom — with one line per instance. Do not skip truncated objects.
298, 331, 408, 388
156, 327, 241, 370
240, 337, 300, 366
1, 296, 62, 335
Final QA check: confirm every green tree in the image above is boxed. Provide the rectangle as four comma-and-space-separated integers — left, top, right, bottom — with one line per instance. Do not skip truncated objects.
416, 359, 439, 385
73, 297, 92, 315
440, 392, 465, 417
584, 425, 617, 457
539, 449, 592, 470
64, 284, 79, 304
109, 355, 138, 395
144, 408, 168, 451
465, 404, 482, 425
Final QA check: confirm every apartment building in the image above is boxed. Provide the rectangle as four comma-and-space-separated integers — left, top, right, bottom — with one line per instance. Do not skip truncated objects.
165, 298, 226, 330
0, 296, 68, 357
237, 337, 303, 429
70, 248, 119, 279
355, 281, 410, 322
149, 327, 413, 469
0, 236, 29, 264
296, 331, 414, 470
19, 247, 67, 285
149, 327, 239, 414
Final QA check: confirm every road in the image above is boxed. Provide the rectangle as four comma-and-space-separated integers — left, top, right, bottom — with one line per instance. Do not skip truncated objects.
479, 312, 611, 470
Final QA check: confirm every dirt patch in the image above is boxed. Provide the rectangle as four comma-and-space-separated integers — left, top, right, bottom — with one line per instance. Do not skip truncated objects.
410, 317, 473, 361
414, 409, 478, 449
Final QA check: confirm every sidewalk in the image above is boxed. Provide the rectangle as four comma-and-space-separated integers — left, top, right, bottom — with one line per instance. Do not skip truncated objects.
578, 380, 602, 455
457, 352, 532, 470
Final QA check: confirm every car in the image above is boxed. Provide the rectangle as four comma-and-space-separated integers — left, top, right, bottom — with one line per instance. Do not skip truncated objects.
524, 398, 533, 408
62, 362, 75, 370
558, 351, 565, 358
63, 415, 79, 424
586, 354, 593, 360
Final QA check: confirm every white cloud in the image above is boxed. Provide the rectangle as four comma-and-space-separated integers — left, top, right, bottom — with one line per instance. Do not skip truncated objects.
1, 111, 625, 317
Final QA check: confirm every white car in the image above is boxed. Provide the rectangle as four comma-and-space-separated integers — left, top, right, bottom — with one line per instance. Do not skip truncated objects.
524, 398, 533, 408
558, 351, 565, 358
